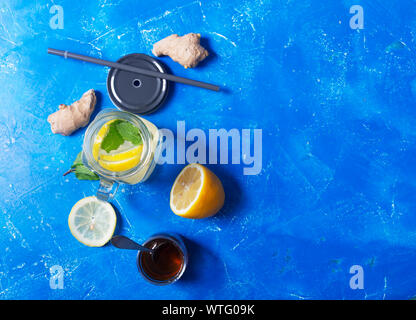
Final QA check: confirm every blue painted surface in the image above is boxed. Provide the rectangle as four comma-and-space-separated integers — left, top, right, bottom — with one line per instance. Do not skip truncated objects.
0, 0, 416, 300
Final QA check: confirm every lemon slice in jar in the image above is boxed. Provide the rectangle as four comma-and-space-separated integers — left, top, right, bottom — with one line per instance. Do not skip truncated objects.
98, 156, 141, 172
92, 120, 117, 161
99, 144, 143, 162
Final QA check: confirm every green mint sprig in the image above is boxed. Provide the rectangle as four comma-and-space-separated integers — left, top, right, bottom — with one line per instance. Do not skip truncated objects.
100, 120, 142, 153
64, 152, 99, 181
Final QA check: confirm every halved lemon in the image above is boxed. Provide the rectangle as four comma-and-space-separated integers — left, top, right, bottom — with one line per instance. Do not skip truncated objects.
68, 196, 117, 247
170, 163, 225, 219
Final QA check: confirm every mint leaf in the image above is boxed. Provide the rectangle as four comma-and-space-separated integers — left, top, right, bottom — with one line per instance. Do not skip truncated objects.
65, 152, 99, 181
73, 165, 100, 181
100, 120, 124, 152
116, 121, 142, 145
71, 151, 83, 168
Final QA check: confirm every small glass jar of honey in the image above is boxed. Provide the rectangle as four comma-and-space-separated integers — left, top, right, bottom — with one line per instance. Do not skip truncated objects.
136, 233, 188, 285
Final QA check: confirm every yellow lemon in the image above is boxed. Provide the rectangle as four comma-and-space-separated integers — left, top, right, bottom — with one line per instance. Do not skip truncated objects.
170, 163, 225, 219
98, 156, 141, 172
92, 119, 117, 161
68, 196, 117, 247
100, 144, 143, 162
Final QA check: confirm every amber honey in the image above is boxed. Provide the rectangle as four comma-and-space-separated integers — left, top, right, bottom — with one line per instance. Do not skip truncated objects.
137, 234, 187, 284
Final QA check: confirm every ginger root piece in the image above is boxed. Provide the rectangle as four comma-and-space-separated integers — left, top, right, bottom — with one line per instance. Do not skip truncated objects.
152, 33, 208, 68
47, 89, 96, 136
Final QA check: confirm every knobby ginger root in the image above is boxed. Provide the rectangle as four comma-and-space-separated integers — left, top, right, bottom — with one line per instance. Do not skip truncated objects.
152, 33, 208, 68
47, 89, 96, 136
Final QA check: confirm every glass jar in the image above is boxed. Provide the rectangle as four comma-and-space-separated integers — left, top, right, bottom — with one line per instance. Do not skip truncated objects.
82, 109, 161, 200
136, 233, 188, 285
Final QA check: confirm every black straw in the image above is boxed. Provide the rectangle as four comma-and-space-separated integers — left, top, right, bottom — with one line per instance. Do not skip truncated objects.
47, 48, 220, 92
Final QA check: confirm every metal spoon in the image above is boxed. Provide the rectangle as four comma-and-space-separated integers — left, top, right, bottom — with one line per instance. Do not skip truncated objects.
111, 235, 154, 254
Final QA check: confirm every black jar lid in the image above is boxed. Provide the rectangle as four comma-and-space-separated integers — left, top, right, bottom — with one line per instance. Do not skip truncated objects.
107, 53, 169, 115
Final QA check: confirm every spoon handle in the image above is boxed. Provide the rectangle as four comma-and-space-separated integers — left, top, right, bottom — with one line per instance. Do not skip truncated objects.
111, 235, 153, 253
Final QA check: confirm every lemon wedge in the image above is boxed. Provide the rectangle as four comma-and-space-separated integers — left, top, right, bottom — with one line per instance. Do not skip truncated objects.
68, 196, 117, 247
170, 163, 225, 219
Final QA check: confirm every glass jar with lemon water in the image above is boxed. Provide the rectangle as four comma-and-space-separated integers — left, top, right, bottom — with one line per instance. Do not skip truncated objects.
82, 109, 161, 200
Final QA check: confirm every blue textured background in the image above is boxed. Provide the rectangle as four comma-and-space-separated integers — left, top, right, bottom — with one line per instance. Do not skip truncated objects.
1, 0, 416, 300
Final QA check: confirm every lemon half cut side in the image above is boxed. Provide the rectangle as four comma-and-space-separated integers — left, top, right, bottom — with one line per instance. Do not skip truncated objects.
170, 163, 225, 219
